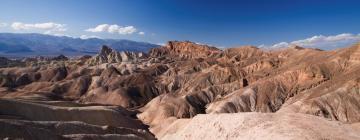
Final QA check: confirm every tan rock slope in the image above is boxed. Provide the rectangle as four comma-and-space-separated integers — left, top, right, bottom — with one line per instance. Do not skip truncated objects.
160, 113, 360, 140
1, 41, 360, 139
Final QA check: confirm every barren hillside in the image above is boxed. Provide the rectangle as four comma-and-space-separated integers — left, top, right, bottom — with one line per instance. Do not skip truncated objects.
1, 41, 360, 140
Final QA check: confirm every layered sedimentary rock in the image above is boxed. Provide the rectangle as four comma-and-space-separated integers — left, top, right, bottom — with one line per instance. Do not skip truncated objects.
0, 99, 155, 140
1, 41, 360, 139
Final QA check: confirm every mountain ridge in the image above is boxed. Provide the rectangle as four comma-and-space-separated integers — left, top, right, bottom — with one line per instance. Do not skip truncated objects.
0, 33, 159, 57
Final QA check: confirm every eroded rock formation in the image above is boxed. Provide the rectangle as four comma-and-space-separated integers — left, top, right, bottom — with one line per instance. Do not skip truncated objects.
1, 41, 360, 139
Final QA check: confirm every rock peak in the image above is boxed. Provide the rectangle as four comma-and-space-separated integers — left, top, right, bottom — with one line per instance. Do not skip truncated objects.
52, 54, 69, 61
289, 44, 304, 50
150, 41, 222, 58
87, 45, 147, 65
100, 45, 113, 55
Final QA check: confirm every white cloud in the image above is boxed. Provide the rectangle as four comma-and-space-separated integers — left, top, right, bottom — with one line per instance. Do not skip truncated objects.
10, 22, 67, 36
118, 26, 136, 34
108, 24, 120, 33
291, 33, 360, 48
138, 31, 145, 35
260, 33, 360, 50
0, 23, 7, 27
259, 42, 289, 49
80, 35, 101, 39
11, 22, 67, 32
86, 24, 138, 35
86, 24, 109, 32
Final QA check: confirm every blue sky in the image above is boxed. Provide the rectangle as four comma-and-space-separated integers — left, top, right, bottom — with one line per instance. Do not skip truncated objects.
0, 0, 360, 48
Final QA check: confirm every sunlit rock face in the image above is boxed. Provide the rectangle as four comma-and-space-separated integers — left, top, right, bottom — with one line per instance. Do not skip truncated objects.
149, 41, 222, 59
87, 45, 147, 65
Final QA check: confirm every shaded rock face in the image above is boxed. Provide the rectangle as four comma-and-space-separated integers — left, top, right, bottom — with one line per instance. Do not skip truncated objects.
1, 41, 360, 139
52, 55, 69, 61
0, 99, 155, 140
0, 57, 25, 68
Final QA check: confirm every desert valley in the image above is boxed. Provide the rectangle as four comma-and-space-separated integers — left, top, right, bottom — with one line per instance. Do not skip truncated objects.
1, 40, 360, 140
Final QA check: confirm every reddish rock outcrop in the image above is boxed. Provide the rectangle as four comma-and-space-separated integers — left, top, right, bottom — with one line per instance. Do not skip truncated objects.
150, 41, 222, 59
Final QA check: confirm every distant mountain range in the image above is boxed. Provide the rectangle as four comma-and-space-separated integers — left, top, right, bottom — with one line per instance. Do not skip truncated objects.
0, 33, 159, 57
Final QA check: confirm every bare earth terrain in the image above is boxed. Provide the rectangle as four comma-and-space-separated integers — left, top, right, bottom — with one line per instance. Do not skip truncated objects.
1, 41, 360, 140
